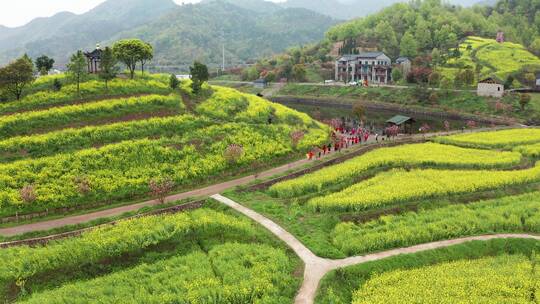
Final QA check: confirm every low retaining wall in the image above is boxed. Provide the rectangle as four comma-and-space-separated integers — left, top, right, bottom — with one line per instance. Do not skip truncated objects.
0, 200, 205, 248
271, 96, 516, 126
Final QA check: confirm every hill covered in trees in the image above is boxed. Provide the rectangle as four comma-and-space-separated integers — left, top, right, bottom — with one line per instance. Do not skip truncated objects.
280, 0, 486, 20
242, 0, 540, 85
107, 1, 337, 71
0, 0, 336, 70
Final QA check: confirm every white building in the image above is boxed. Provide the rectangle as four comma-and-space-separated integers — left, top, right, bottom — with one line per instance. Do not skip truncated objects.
335, 52, 392, 84
477, 78, 504, 98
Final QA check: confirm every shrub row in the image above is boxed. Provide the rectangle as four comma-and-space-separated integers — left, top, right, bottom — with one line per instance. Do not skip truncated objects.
309, 163, 540, 212
270, 142, 522, 198
0, 94, 183, 139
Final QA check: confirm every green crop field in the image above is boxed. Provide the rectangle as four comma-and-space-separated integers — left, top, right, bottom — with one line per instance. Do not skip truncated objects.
442, 36, 540, 83
316, 239, 540, 303
0, 205, 302, 303
0, 75, 329, 219
228, 128, 540, 258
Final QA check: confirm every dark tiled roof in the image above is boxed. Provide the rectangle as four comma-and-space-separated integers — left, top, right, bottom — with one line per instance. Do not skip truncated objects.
84, 48, 102, 59
396, 57, 410, 63
478, 77, 500, 84
387, 115, 413, 125
339, 52, 386, 61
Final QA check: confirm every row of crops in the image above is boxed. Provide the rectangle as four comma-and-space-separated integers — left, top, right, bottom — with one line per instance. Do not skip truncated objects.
352, 254, 539, 304
269, 142, 523, 198
226, 128, 540, 302
0, 123, 326, 217
309, 164, 540, 211
0, 94, 184, 138
0, 75, 171, 115
0, 79, 329, 218
0, 208, 301, 303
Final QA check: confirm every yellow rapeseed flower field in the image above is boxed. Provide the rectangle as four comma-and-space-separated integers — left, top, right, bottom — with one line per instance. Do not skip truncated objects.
270, 142, 522, 198
309, 162, 540, 211
353, 254, 539, 304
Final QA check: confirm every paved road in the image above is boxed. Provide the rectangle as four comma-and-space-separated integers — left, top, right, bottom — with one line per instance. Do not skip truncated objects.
211, 194, 540, 304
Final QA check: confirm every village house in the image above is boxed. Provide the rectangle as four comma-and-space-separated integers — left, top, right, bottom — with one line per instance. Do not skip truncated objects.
395, 57, 411, 76
477, 77, 504, 98
84, 44, 103, 74
335, 52, 392, 84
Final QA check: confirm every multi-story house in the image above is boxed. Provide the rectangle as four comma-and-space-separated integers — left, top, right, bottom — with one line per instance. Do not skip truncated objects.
335, 52, 392, 84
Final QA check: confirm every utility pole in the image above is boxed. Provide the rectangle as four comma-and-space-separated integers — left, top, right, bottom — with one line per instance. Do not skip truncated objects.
221, 29, 226, 74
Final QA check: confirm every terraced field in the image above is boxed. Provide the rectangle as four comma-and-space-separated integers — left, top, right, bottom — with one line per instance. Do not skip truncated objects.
0, 207, 302, 303
224, 128, 540, 302
0, 75, 328, 219
440, 36, 540, 83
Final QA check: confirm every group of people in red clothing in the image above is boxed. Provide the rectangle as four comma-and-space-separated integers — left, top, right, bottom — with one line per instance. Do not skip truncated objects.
306, 126, 373, 160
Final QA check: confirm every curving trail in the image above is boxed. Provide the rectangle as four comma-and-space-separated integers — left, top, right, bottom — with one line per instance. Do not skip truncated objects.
210, 194, 540, 304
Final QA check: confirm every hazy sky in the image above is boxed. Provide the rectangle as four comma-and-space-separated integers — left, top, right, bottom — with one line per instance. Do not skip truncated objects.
1, 0, 273, 28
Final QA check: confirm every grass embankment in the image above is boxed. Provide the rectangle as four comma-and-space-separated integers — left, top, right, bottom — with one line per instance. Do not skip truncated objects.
277, 83, 539, 122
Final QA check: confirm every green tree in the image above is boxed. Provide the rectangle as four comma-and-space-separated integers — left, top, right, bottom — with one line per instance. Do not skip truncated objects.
112, 39, 150, 79
524, 73, 536, 87
400, 31, 418, 58
169, 74, 180, 90
431, 48, 442, 65
0, 55, 35, 100
264, 71, 276, 83
35, 55, 55, 76
391, 68, 403, 83
461, 69, 475, 86
415, 18, 432, 50
139, 42, 154, 75
519, 93, 531, 110
292, 64, 307, 82
530, 38, 540, 56
99, 47, 118, 90
375, 21, 399, 56
504, 75, 514, 89
66, 50, 88, 96
428, 71, 441, 87
190, 61, 209, 94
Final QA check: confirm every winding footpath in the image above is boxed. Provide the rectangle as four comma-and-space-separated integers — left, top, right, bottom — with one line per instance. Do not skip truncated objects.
0, 128, 508, 237
211, 194, 540, 304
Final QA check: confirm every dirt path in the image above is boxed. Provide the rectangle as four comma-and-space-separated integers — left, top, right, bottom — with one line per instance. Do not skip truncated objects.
0, 138, 366, 236
210, 194, 540, 304
0, 127, 510, 237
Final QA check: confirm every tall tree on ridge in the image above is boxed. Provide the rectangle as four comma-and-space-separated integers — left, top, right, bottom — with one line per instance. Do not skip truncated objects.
190, 61, 209, 94
67, 50, 88, 96
140, 42, 154, 75
99, 47, 119, 90
113, 39, 151, 79
35, 55, 55, 76
0, 55, 35, 100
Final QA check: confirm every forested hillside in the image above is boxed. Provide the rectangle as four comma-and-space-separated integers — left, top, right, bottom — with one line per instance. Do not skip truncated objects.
0, 0, 176, 66
0, 0, 336, 69
244, 0, 540, 86
326, 0, 540, 58
108, 1, 337, 70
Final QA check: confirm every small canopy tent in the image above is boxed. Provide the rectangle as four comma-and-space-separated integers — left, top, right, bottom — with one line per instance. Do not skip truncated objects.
386, 115, 416, 134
